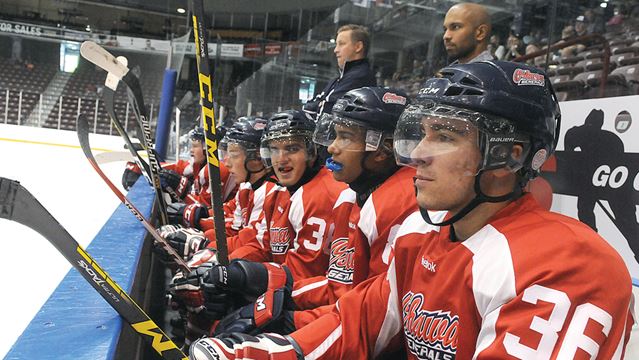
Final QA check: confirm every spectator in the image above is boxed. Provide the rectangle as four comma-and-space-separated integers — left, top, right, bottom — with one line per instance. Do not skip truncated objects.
442, 2, 493, 64
523, 35, 543, 65
557, 25, 585, 58
504, 33, 524, 60
303, 24, 376, 119
584, 9, 606, 34
489, 34, 506, 60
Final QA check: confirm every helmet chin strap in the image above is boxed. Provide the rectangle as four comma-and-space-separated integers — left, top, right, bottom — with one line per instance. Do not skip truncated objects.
419, 170, 522, 229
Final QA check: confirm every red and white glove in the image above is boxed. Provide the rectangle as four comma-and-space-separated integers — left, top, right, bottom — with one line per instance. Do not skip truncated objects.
165, 227, 210, 260
189, 333, 302, 360
168, 202, 209, 228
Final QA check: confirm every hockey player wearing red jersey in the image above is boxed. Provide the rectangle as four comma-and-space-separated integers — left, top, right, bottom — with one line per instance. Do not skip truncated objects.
189, 61, 634, 360
164, 126, 238, 228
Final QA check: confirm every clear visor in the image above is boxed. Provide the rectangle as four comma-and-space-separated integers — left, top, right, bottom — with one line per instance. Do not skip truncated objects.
218, 137, 229, 161
313, 113, 385, 152
224, 140, 264, 172
260, 136, 315, 168
394, 105, 482, 176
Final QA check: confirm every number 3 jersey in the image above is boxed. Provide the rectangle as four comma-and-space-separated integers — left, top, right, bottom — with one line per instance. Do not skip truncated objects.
291, 194, 634, 359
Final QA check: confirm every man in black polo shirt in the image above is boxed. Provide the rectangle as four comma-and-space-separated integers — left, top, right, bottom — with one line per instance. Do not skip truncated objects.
304, 24, 377, 119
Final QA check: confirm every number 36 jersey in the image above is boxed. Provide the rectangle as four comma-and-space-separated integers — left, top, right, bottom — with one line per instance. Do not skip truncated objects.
291, 194, 634, 359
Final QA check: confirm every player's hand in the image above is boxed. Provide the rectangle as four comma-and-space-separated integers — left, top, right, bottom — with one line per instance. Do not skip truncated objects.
189, 333, 301, 360
169, 261, 229, 320
122, 161, 142, 190
159, 169, 191, 198
168, 202, 209, 228
165, 227, 209, 260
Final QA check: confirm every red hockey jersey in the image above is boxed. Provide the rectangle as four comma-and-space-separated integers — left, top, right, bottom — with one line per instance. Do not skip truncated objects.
291, 194, 634, 359
292, 167, 417, 315
230, 167, 347, 280
164, 159, 237, 206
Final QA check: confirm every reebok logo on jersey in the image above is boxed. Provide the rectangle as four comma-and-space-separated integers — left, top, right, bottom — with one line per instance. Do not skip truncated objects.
421, 256, 437, 273
327, 238, 355, 284
277, 206, 284, 213
402, 291, 458, 360
269, 227, 290, 255
348, 222, 356, 230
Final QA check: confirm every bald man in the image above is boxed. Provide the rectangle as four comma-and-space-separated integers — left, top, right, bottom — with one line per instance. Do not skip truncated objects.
443, 2, 493, 64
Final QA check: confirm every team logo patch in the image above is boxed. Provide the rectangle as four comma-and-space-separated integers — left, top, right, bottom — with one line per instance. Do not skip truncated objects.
383, 92, 407, 105
402, 291, 459, 360
531, 149, 547, 171
327, 238, 355, 284
513, 68, 545, 87
269, 227, 290, 254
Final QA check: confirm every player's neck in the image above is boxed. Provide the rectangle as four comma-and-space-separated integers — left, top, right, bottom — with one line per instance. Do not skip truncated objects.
450, 200, 512, 241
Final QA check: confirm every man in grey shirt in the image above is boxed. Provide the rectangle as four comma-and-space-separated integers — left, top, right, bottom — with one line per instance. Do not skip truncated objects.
442, 3, 494, 64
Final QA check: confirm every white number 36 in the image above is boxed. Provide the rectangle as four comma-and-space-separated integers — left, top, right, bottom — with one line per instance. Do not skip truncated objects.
503, 284, 613, 359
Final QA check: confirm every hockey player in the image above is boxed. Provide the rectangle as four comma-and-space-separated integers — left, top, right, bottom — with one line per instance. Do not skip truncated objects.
189, 61, 634, 360
164, 126, 239, 228
293, 87, 417, 315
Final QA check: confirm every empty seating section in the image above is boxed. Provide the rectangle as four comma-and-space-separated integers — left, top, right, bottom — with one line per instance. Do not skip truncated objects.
550, 22, 639, 101
1, 53, 163, 135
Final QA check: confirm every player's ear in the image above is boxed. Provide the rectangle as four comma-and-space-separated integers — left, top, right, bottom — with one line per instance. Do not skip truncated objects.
372, 139, 394, 162
493, 145, 524, 178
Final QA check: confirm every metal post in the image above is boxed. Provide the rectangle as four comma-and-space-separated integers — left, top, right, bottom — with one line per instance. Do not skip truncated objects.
4, 89, 8, 124
109, 117, 113, 135
125, 102, 130, 132
18, 90, 22, 125
298, 9, 303, 40
150, 102, 154, 124
58, 96, 62, 130
247, 101, 252, 116
94, 98, 99, 133
264, 12, 269, 38
38, 93, 43, 127
219, 105, 224, 125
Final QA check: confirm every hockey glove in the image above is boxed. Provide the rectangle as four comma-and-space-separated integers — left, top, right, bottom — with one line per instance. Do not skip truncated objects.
189, 333, 302, 360
122, 161, 142, 190
168, 202, 209, 229
213, 263, 295, 336
160, 169, 191, 198
169, 261, 231, 320
165, 227, 210, 260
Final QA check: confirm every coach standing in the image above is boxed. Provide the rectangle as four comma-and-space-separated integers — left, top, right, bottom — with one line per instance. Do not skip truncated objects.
304, 24, 377, 119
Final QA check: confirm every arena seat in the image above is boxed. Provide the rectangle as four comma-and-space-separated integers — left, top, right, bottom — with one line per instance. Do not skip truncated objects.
611, 64, 639, 94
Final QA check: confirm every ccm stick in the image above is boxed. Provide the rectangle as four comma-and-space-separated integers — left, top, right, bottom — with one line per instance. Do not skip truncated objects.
80, 41, 170, 225
0, 177, 187, 360
76, 113, 190, 273
102, 58, 181, 202
190, 0, 229, 265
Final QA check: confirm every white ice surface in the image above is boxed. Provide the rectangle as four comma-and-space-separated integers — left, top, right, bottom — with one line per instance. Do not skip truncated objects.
0, 124, 127, 358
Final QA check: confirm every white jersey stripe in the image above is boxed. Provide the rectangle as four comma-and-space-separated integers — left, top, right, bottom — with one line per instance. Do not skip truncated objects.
463, 224, 516, 358
304, 324, 343, 360
292, 279, 328, 298
374, 257, 402, 357
289, 187, 305, 252
333, 188, 356, 209
358, 197, 379, 246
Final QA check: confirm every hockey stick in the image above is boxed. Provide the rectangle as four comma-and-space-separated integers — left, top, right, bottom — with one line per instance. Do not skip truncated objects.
0, 177, 187, 360
80, 41, 170, 225
191, 0, 229, 265
76, 113, 190, 273
102, 56, 152, 183
102, 59, 181, 202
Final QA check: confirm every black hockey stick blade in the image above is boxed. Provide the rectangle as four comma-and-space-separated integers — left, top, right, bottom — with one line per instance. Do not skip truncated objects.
76, 113, 190, 273
191, 0, 229, 265
0, 177, 187, 360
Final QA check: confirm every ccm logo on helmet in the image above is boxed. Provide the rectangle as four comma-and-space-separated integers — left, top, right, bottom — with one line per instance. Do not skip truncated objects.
513, 69, 545, 86
383, 92, 407, 105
